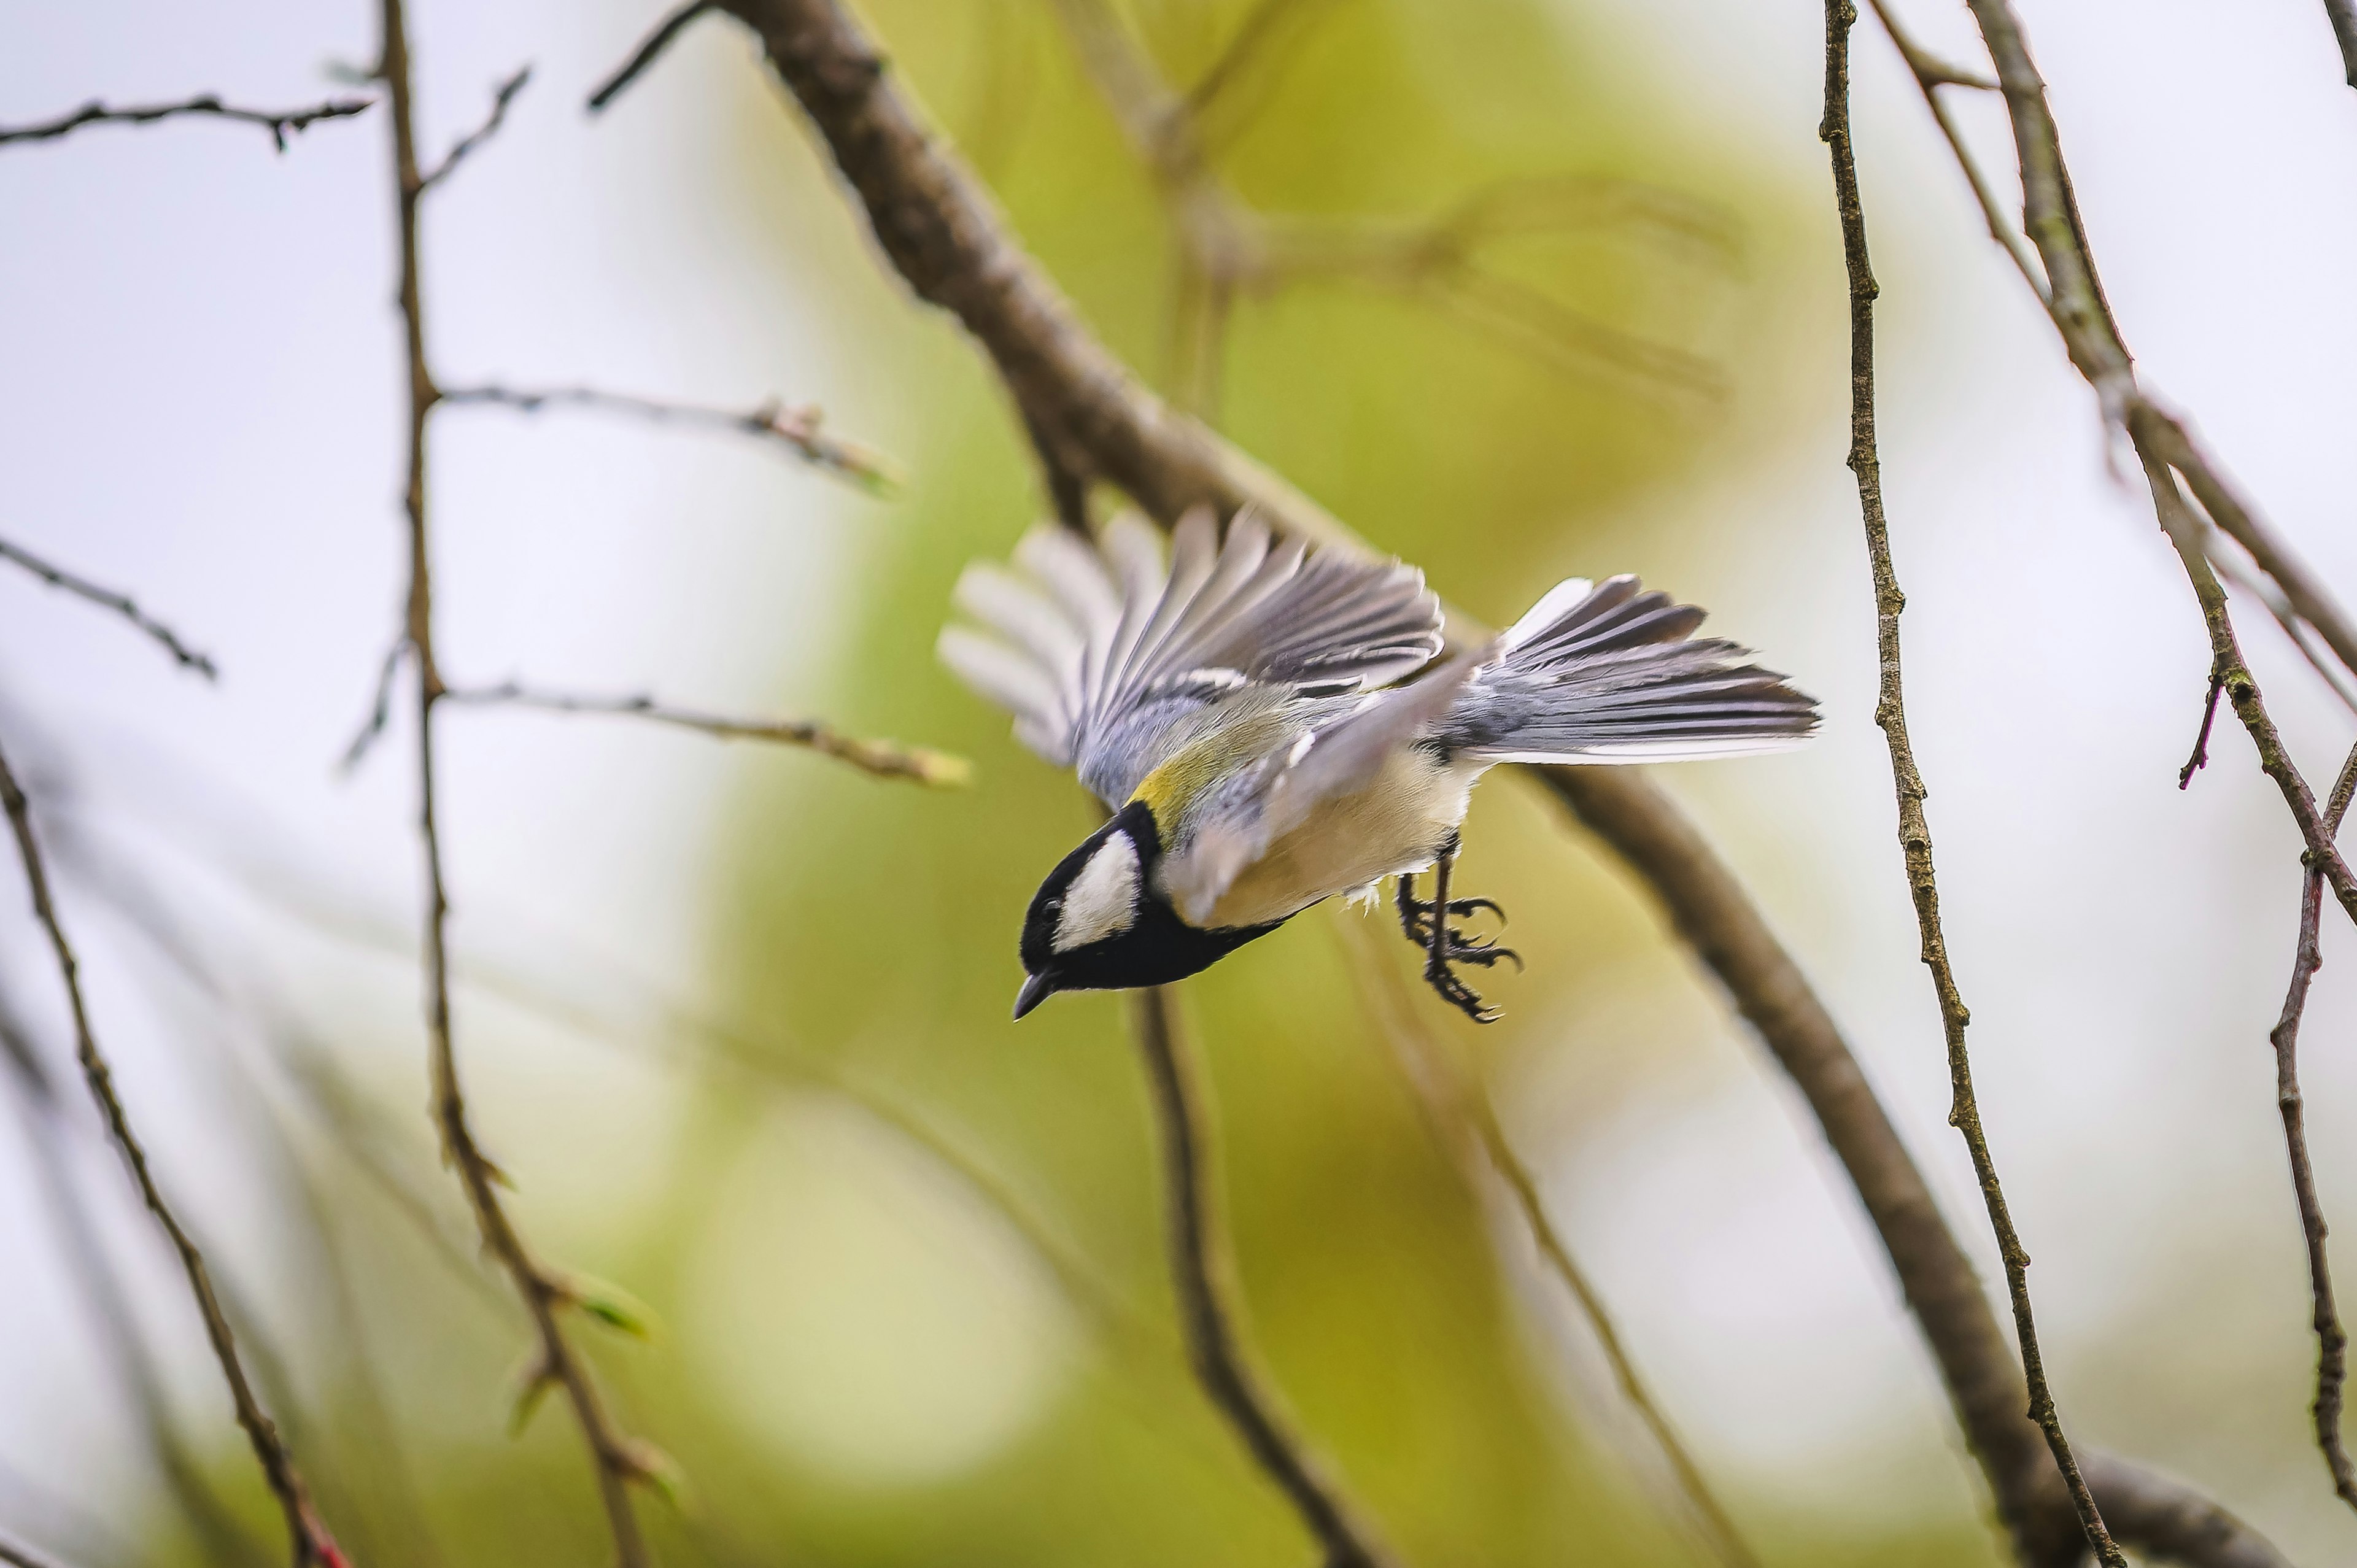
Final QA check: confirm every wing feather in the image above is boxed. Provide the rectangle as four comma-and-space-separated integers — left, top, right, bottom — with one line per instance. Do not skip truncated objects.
938, 507, 1444, 804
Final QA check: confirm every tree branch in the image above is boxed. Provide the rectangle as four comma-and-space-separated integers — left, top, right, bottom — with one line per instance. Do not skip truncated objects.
588, 1, 722, 114
2324, 0, 2357, 92
374, 4, 656, 1560
0, 536, 218, 679
0, 740, 336, 1568
670, 2, 2288, 1561
440, 681, 968, 785
0, 95, 370, 150
437, 382, 894, 491
2272, 741, 2357, 1514
1821, 5, 2119, 1561
338, 640, 408, 773
417, 65, 530, 192
1128, 986, 1401, 1568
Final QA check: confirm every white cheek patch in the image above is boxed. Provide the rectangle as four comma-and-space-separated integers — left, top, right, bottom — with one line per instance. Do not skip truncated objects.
1053, 832, 1141, 952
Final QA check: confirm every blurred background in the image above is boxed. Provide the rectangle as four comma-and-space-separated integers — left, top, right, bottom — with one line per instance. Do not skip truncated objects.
2, 0, 2356, 1562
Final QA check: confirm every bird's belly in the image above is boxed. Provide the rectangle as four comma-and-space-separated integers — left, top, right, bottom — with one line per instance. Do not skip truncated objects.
1204, 751, 1479, 930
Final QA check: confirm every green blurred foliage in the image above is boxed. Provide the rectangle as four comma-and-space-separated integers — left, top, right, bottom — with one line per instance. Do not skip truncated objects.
133, 2, 1996, 1564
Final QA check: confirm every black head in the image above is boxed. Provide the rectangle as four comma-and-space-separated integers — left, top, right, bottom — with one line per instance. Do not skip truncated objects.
1014, 800, 1280, 1018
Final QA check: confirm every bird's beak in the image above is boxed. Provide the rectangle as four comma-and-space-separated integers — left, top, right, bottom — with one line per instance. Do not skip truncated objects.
1013, 971, 1057, 1021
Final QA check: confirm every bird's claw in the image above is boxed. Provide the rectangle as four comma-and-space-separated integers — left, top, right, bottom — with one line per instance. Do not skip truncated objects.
1423, 952, 1502, 1024
1396, 870, 1518, 1023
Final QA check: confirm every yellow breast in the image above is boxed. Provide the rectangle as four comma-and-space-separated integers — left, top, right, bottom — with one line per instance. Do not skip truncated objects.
1196, 748, 1479, 930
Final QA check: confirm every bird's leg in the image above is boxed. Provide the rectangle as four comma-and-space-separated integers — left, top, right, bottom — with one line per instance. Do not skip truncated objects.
1407, 836, 1520, 1024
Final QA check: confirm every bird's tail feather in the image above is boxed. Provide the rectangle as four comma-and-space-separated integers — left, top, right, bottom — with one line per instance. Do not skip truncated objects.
1444, 575, 1818, 764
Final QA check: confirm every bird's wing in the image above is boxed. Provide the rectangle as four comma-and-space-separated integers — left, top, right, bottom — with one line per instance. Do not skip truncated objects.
1156, 641, 1495, 926
939, 506, 1444, 805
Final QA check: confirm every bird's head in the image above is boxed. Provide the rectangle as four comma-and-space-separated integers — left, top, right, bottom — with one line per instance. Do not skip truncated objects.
1013, 801, 1274, 1018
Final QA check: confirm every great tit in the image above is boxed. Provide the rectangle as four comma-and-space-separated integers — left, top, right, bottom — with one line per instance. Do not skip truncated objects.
940, 509, 1817, 1021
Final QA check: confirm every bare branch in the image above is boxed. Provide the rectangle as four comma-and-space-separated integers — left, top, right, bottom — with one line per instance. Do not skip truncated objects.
376, 4, 656, 1559
1865, 6, 1997, 91
2325, 0, 2357, 92
2272, 742, 2357, 1513
0, 536, 217, 679
589, 1, 722, 114
338, 639, 408, 773
1021, 407, 1094, 533
0, 94, 370, 150
416, 65, 530, 192
441, 681, 969, 786
2180, 666, 2227, 789
0, 740, 337, 1567
1822, 6, 2119, 1560
684, 4, 2288, 1560
437, 382, 896, 492
1334, 913, 1759, 1568
1128, 986, 1401, 1568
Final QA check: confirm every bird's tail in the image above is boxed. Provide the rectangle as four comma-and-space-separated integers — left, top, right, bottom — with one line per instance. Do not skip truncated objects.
1441, 575, 1818, 764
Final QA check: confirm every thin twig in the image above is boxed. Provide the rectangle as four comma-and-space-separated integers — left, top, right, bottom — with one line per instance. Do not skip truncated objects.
1128, 986, 1401, 1568
339, 641, 408, 773
376, 4, 657, 1560
1822, 6, 2121, 1562
684, 4, 2292, 1559
440, 681, 968, 786
2272, 742, 2357, 1513
0, 536, 217, 679
0, 95, 370, 150
2325, 0, 2357, 92
436, 382, 896, 492
588, 1, 721, 113
0, 739, 335, 1568
1333, 913, 1759, 1568
2143, 449, 2357, 931
2180, 667, 2227, 789
417, 66, 530, 192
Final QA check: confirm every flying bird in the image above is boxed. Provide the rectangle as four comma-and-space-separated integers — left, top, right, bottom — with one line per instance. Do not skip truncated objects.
940, 509, 1817, 1022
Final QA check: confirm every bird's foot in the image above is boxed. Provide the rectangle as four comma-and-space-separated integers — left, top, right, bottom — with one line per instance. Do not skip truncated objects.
1396, 870, 1521, 1024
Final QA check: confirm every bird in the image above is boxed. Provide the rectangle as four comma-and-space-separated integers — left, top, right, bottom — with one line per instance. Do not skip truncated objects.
939, 507, 1817, 1022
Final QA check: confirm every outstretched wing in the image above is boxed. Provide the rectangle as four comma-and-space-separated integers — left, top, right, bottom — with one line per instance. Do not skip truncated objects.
938, 507, 1444, 805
